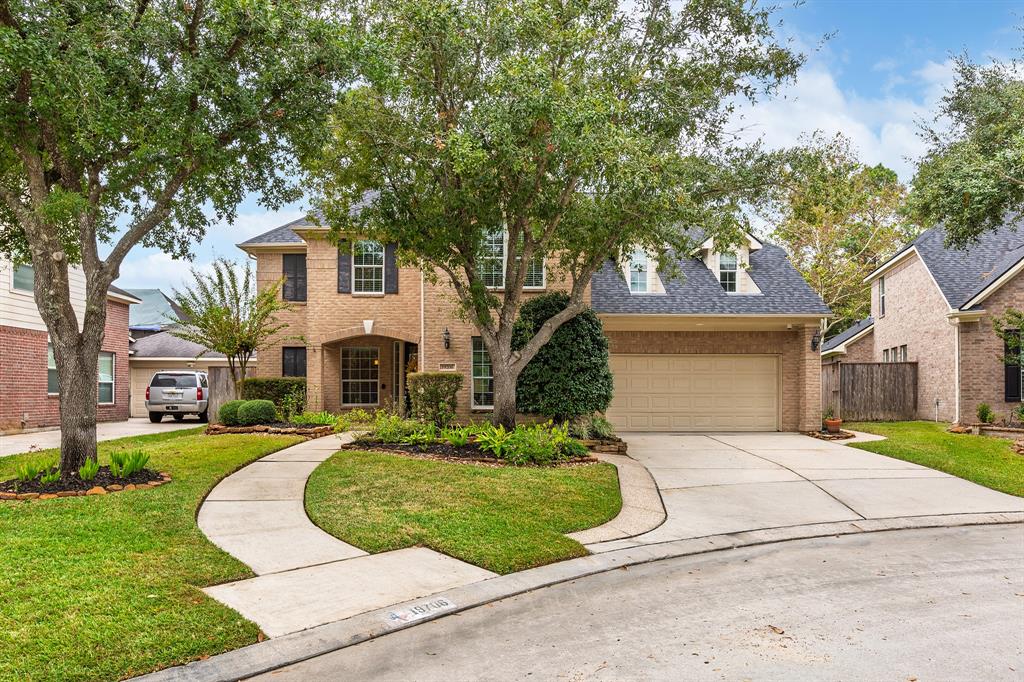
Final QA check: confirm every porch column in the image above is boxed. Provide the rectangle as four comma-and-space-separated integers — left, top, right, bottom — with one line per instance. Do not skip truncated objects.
797, 324, 822, 432
307, 345, 324, 411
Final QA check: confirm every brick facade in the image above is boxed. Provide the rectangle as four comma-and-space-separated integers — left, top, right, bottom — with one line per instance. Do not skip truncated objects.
870, 254, 957, 421
0, 299, 131, 433
958, 277, 1024, 424
251, 234, 824, 431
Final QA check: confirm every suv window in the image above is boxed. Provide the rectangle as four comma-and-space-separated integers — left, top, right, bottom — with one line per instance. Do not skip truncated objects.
200, 374, 209, 388
151, 373, 198, 388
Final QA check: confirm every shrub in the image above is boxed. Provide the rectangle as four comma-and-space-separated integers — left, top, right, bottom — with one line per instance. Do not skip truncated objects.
512, 292, 613, 421
78, 459, 100, 481
590, 415, 615, 439
400, 424, 437, 450
109, 451, 127, 477
442, 425, 472, 447
368, 411, 422, 443
39, 468, 61, 485
218, 399, 246, 426
977, 403, 995, 424
237, 399, 279, 425
1014, 404, 1024, 425
475, 423, 512, 458
241, 377, 307, 412
122, 449, 151, 477
16, 460, 43, 482
407, 372, 462, 427
279, 385, 307, 421
503, 423, 560, 466
291, 411, 339, 426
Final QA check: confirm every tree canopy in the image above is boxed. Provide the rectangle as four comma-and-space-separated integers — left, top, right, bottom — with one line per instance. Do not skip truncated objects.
309, 0, 804, 424
767, 133, 917, 336
909, 50, 1024, 246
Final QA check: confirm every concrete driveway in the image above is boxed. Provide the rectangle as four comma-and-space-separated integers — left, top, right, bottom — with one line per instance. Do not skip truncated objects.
612, 432, 1024, 546
0, 417, 201, 457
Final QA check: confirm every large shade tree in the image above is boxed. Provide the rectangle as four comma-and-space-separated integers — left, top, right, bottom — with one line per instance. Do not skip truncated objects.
909, 49, 1024, 246
768, 133, 917, 336
309, 0, 804, 426
0, 0, 349, 471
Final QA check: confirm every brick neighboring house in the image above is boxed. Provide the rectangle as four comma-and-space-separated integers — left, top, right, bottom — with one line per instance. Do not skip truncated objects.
821, 224, 1024, 424
239, 219, 830, 433
0, 258, 140, 433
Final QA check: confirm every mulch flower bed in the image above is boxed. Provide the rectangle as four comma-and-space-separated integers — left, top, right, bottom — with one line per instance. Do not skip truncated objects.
806, 430, 856, 441
0, 467, 171, 501
205, 423, 334, 437
342, 440, 599, 467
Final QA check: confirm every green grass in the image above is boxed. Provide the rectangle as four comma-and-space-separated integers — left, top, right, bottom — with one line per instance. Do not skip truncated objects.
0, 428, 304, 681
305, 451, 622, 574
847, 421, 1024, 497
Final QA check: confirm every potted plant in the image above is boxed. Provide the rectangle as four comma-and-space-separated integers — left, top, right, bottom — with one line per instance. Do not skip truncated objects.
823, 406, 843, 434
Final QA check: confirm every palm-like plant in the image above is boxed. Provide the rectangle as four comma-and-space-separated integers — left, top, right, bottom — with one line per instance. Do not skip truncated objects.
170, 258, 299, 395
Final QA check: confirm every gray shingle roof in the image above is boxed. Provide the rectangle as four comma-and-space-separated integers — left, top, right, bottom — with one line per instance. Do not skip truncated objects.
590, 242, 832, 316
822, 316, 874, 352
130, 330, 226, 359
237, 215, 318, 246
901, 222, 1024, 309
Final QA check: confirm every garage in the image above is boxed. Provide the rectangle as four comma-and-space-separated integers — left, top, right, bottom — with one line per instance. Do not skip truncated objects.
606, 354, 780, 432
128, 331, 234, 418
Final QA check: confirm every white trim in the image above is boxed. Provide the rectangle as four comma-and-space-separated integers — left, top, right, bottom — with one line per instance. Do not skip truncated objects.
106, 291, 143, 305
959, 257, 1024, 310
821, 322, 875, 357
954, 321, 961, 423
470, 336, 494, 409
864, 246, 918, 283
482, 229, 546, 291
129, 357, 235, 363
46, 342, 58, 396
10, 262, 34, 294
352, 240, 386, 295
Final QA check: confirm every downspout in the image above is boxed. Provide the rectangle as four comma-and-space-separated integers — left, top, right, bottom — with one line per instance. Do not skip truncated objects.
954, 321, 961, 424
420, 268, 425, 369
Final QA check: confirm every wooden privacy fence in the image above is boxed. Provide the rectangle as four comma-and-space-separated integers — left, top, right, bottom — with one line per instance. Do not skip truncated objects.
821, 362, 918, 421
207, 366, 247, 423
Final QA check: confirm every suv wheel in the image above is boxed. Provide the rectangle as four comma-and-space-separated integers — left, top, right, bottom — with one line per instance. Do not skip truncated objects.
198, 409, 209, 423
173, 414, 185, 422
148, 412, 163, 423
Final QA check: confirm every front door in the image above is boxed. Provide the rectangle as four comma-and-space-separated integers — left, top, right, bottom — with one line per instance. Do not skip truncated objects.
341, 347, 380, 407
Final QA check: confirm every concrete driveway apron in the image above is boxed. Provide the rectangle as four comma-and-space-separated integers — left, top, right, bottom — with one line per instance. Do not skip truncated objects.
605, 432, 1024, 547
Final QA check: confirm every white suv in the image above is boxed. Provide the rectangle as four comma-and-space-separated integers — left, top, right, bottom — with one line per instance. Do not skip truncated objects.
145, 371, 210, 423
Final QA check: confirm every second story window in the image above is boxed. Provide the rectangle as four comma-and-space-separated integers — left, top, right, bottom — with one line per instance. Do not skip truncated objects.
879, 276, 886, 317
628, 248, 648, 294
480, 230, 544, 290
282, 254, 306, 302
353, 240, 385, 294
12, 263, 33, 291
719, 253, 738, 292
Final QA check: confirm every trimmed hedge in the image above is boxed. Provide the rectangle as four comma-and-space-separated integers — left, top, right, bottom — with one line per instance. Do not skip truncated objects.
241, 377, 306, 412
407, 372, 463, 427
512, 292, 613, 421
237, 399, 279, 426
218, 399, 246, 426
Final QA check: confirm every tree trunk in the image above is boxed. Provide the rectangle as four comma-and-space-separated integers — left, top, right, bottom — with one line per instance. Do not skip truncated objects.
54, 333, 102, 473
491, 361, 518, 429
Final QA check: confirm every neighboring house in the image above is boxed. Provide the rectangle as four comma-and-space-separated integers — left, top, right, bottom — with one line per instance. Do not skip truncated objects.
238, 219, 829, 433
127, 332, 234, 418
124, 288, 187, 338
822, 224, 1024, 424
0, 258, 140, 433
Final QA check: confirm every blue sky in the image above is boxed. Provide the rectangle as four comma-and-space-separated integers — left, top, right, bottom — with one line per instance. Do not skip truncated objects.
115, 0, 1024, 291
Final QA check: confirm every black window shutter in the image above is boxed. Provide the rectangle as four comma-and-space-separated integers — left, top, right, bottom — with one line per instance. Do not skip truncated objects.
282, 254, 306, 301
385, 244, 398, 294
282, 347, 308, 377
282, 254, 294, 300
1006, 335, 1022, 402
338, 242, 351, 293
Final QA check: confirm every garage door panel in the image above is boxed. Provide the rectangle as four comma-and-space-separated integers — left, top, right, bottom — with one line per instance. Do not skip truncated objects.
607, 354, 779, 432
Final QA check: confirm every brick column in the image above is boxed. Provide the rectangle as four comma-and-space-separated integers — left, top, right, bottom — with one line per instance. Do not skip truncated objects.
798, 324, 822, 432
306, 345, 324, 411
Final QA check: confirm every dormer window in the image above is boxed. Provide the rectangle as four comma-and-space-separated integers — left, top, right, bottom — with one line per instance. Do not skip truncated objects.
629, 248, 648, 293
719, 253, 738, 292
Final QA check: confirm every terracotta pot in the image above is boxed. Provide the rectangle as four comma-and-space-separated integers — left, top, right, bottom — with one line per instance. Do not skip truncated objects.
824, 418, 843, 434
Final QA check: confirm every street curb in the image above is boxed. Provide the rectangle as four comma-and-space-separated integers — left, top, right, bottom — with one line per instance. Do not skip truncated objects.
135, 511, 1024, 682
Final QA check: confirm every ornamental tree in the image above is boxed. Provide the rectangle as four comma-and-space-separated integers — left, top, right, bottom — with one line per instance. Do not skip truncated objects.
309, 0, 803, 427
170, 258, 296, 395
909, 50, 1024, 246
0, 0, 348, 471
767, 133, 917, 336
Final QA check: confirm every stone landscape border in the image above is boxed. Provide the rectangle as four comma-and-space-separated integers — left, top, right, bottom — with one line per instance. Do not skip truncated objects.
0, 471, 172, 501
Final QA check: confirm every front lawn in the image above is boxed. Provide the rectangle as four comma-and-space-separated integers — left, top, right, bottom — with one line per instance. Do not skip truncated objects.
305, 451, 622, 574
847, 421, 1024, 497
0, 429, 303, 681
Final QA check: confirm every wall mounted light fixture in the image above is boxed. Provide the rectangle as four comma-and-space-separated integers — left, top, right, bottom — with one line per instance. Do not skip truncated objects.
811, 329, 822, 352
443, 327, 451, 349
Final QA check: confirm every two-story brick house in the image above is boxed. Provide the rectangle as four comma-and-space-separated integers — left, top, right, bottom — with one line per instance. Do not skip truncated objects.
0, 258, 140, 433
239, 220, 830, 432
821, 223, 1024, 424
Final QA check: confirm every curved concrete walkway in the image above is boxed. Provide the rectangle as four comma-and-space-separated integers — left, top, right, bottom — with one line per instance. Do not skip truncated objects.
198, 434, 495, 637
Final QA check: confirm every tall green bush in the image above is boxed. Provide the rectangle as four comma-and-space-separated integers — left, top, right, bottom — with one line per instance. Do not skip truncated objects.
237, 400, 279, 426
407, 372, 463, 427
218, 399, 246, 426
512, 293, 613, 421
241, 378, 306, 412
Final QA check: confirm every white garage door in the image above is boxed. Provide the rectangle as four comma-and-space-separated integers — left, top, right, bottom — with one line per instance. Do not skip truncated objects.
130, 364, 198, 417
607, 354, 779, 432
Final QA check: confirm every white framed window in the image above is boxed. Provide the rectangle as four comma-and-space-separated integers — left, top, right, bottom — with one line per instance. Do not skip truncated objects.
899, 345, 908, 362
480, 230, 544, 290
98, 352, 115, 404
471, 337, 494, 409
719, 253, 738, 292
628, 248, 648, 294
879, 276, 886, 317
47, 343, 58, 394
883, 348, 890, 363
12, 263, 33, 292
353, 240, 385, 294
341, 347, 379, 406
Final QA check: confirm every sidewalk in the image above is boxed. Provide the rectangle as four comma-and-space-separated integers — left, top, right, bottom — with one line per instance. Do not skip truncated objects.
197, 434, 495, 637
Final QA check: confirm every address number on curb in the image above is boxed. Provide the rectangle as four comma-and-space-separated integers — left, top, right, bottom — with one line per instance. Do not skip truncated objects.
385, 598, 456, 627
